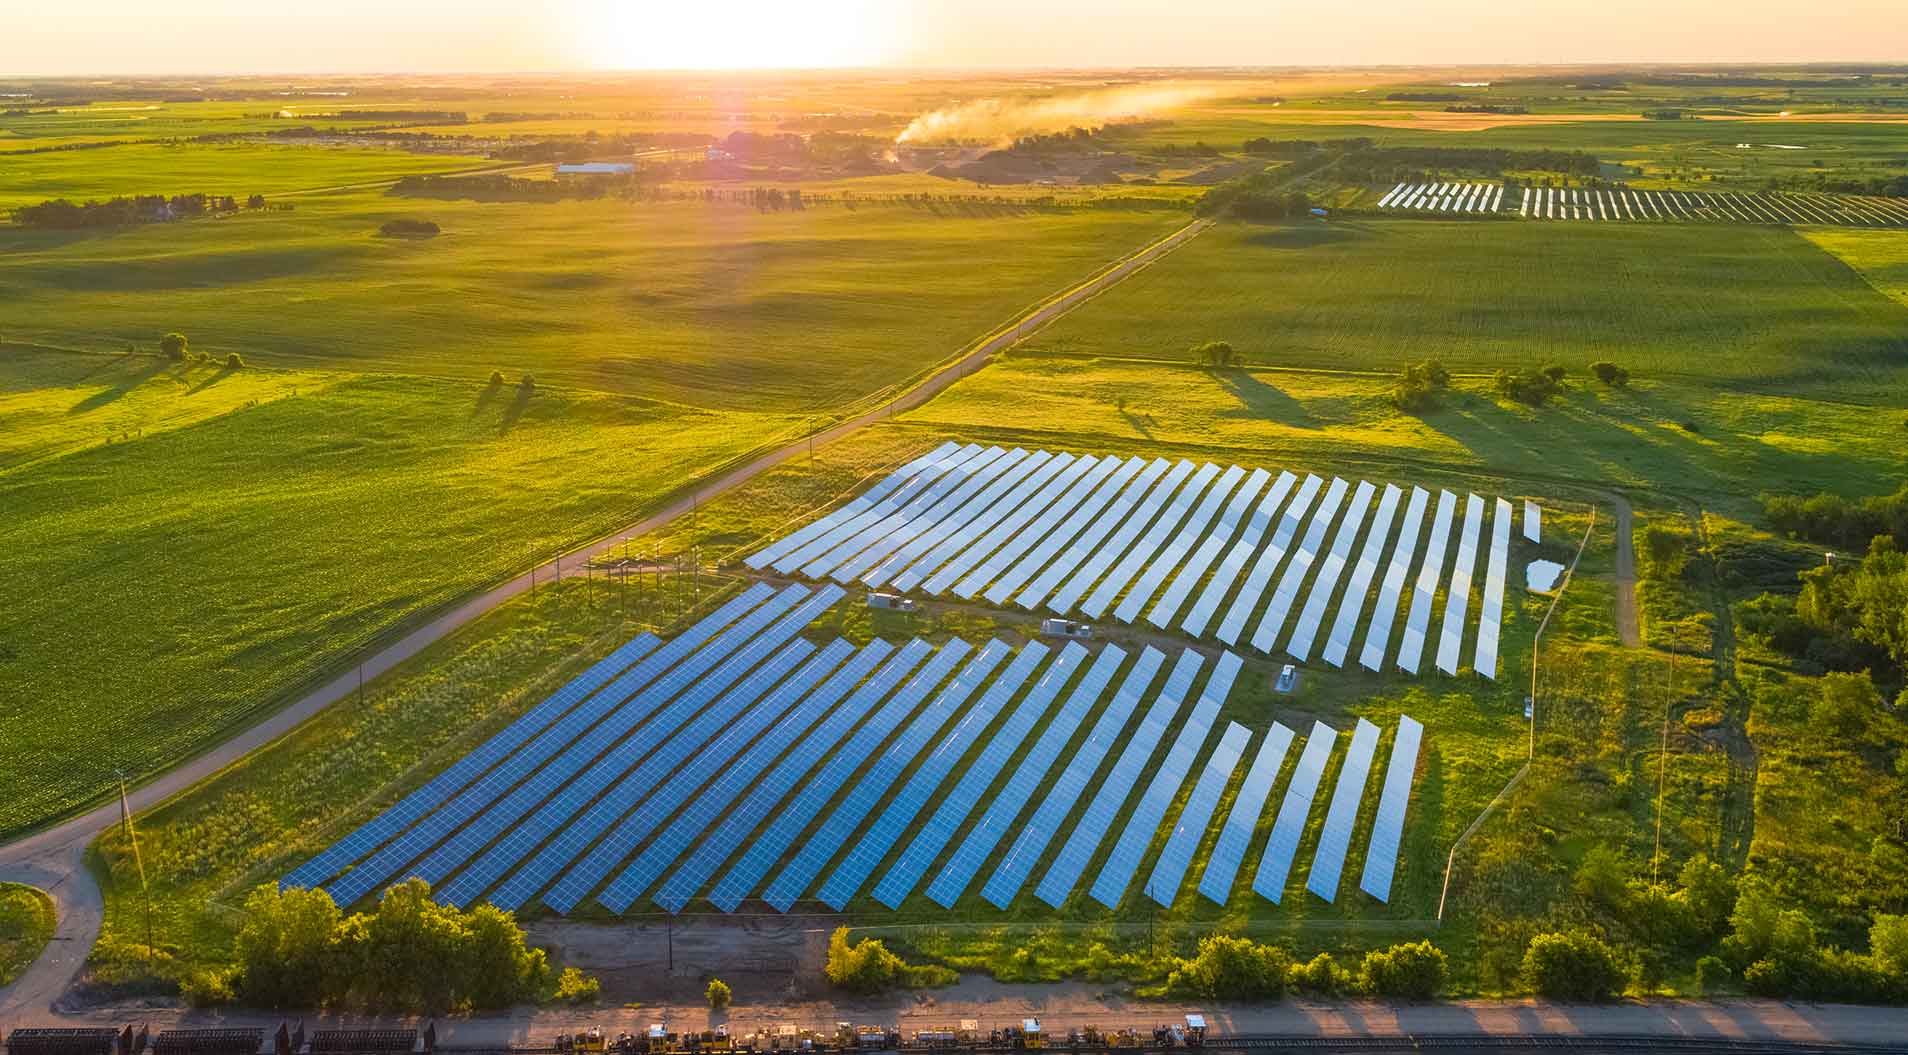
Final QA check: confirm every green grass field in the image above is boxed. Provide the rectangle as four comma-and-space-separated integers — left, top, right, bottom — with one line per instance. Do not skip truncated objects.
0, 882, 56, 987
1023, 221, 1908, 405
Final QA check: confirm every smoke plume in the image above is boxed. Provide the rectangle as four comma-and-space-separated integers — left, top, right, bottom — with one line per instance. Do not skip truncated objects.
895, 82, 1225, 147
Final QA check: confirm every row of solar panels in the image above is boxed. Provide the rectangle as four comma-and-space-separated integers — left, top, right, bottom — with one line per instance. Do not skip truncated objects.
286, 583, 1423, 915
749, 444, 1534, 680
1375, 181, 1504, 214
1377, 182, 1908, 228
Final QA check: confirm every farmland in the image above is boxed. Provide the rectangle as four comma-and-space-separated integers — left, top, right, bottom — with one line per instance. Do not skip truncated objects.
7, 63, 1908, 1017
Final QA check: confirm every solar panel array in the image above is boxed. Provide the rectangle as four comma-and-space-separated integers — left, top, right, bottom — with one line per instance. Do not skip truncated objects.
1360, 715, 1425, 903
757, 446, 1539, 682
1379, 183, 1908, 228
1197, 722, 1293, 905
1304, 718, 1380, 903
1145, 721, 1250, 907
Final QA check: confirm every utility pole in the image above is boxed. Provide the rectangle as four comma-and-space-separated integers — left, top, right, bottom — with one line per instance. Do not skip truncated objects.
118, 773, 154, 967
1654, 651, 1676, 885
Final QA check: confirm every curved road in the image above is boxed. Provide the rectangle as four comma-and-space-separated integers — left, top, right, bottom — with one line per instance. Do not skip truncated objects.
0, 217, 1210, 1018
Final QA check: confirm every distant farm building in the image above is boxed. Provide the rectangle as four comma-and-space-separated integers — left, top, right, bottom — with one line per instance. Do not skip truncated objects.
554, 162, 635, 176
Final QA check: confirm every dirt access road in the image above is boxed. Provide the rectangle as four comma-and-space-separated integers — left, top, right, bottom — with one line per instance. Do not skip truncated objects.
1610, 492, 1642, 648
0, 218, 1211, 1020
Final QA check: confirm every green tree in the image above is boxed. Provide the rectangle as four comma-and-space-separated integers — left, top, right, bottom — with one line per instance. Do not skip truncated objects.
232, 884, 343, 1008
1870, 914, 1908, 975
706, 977, 732, 1010
1166, 936, 1290, 999
1520, 932, 1626, 1001
160, 332, 189, 361
1191, 340, 1238, 368
825, 927, 902, 993
1357, 940, 1448, 1000
1591, 361, 1630, 387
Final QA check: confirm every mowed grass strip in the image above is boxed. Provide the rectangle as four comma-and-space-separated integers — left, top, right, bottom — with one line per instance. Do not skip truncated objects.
1023, 220, 1908, 404
0, 361, 801, 838
0, 194, 1185, 411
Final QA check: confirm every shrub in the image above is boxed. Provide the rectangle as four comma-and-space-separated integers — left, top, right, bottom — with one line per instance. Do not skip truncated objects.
1873, 914, 1908, 976
1357, 941, 1448, 1000
1679, 420, 1701, 433
1191, 340, 1239, 368
224, 352, 245, 369
554, 966, 600, 1005
489, 370, 505, 385
706, 977, 731, 1010
1166, 936, 1290, 999
379, 218, 441, 238
1495, 367, 1563, 406
822, 928, 954, 992
1290, 952, 1344, 996
180, 966, 237, 1007
1542, 363, 1568, 382
160, 332, 189, 361
1591, 360, 1630, 387
1519, 931, 1626, 1001
1392, 358, 1450, 412
518, 375, 537, 395
1693, 955, 1730, 994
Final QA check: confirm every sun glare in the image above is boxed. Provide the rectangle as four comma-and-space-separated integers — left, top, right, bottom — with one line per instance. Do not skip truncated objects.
585, 0, 893, 70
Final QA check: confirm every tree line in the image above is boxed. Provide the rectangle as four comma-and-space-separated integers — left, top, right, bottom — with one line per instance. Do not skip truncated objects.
11, 192, 272, 228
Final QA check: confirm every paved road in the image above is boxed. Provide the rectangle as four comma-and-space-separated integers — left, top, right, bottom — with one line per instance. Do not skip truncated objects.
0, 217, 1210, 1019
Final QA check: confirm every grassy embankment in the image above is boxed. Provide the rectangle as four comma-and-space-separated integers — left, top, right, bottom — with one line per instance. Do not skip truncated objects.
0, 883, 57, 987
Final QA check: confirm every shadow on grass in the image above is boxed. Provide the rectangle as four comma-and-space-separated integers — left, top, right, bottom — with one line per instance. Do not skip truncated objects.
1240, 222, 1375, 250
500, 384, 534, 433
1215, 367, 1320, 429
66, 357, 167, 415
187, 363, 240, 395
473, 376, 503, 418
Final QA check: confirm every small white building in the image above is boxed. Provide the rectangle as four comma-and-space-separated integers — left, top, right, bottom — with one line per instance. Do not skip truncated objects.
554, 162, 635, 176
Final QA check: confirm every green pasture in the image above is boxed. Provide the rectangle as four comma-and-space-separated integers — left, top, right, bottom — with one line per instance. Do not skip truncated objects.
0, 141, 490, 212
1022, 220, 1908, 405
0, 192, 1183, 412
0, 883, 56, 987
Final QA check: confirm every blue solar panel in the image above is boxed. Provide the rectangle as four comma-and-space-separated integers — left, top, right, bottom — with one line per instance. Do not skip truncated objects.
870, 642, 1087, 909
317, 583, 779, 906
1179, 471, 1296, 638
494, 636, 858, 912
707, 640, 971, 912
1080, 462, 1228, 620
927, 643, 1123, 908
1146, 467, 1270, 629
1436, 493, 1486, 675
814, 447, 1024, 582
1108, 463, 1246, 625
1213, 474, 1322, 645
819, 642, 1051, 909
1145, 720, 1251, 907
1248, 477, 1350, 654
1286, 480, 1376, 661
1088, 652, 1240, 908
1325, 484, 1403, 668
982, 457, 1148, 605
1363, 486, 1429, 671
859, 449, 1053, 588
1251, 720, 1337, 904
980, 645, 1160, 909
765, 640, 1011, 911
747, 442, 959, 570
283, 629, 662, 890
928, 455, 1101, 597
772, 444, 982, 573
590, 641, 895, 913
1359, 716, 1424, 903
1012, 458, 1172, 611
406, 584, 838, 905
1304, 718, 1379, 903
1474, 498, 1513, 680
1033, 648, 1204, 908
880, 451, 1073, 592
1047, 460, 1199, 616
1396, 490, 1457, 674
792, 444, 1001, 578
650, 639, 936, 914
1197, 722, 1294, 906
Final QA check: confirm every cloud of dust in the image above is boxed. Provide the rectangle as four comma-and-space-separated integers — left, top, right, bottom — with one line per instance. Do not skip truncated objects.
895, 82, 1227, 146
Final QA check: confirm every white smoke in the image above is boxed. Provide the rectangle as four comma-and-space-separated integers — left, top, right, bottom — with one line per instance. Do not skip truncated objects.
895, 82, 1227, 147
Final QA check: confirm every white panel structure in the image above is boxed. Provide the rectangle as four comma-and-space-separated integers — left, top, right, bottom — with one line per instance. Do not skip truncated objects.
1182, 471, 1298, 638
748, 442, 959, 570
1359, 486, 1428, 672
863, 449, 1057, 588
978, 456, 1146, 604
1213, 474, 1322, 645
1146, 468, 1271, 628
1396, 490, 1457, 674
1080, 462, 1226, 620
1523, 499, 1541, 544
799, 445, 1011, 579
1324, 483, 1402, 667
1048, 460, 1201, 615
1012, 458, 1173, 610
1474, 497, 1513, 681
1304, 718, 1379, 903
1252, 721, 1337, 904
1287, 480, 1377, 661
1111, 465, 1247, 624
772, 444, 982, 572
825, 447, 1033, 582
1143, 721, 1251, 907
1196, 722, 1293, 905
926, 454, 1102, 596
1248, 477, 1350, 654
1359, 716, 1423, 903
1434, 493, 1486, 675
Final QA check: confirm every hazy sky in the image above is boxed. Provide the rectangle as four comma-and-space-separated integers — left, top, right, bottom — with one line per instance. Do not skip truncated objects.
7, 0, 1908, 75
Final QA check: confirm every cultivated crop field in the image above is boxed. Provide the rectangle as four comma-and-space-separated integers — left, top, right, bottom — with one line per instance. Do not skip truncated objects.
1023, 221, 1908, 404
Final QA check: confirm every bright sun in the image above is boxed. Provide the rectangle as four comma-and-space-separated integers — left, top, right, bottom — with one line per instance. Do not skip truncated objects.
585, 0, 893, 70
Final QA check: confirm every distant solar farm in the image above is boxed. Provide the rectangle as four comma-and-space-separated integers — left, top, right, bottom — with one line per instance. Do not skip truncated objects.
287, 441, 1552, 920
1377, 180, 1908, 226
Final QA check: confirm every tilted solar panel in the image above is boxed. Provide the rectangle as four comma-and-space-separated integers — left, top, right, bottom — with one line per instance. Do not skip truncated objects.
1047, 460, 1200, 616
925, 643, 1121, 908
928, 455, 1102, 596
1082, 462, 1232, 621
1304, 718, 1380, 903
1033, 649, 1204, 908
705, 639, 970, 912
1252, 720, 1337, 904
884, 451, 1077, 593
1287, 480, 1377, 661
1249, 477, 1351, 654
1011, 458, 1172, 611
1111, 464, 1247, 625
818, 447, 1027, 582
1212, 473, 1322, 645
1324, 483, 1402, 668
1197, 722, 1294, 905
869, 642, 1086, 909
981, 646, 1161, 908
1396, 490, 1457, 674
1147, 467, 1270, 629
1359, 487, 1429, 673
1181, 471, 1298, 638
1089, 652, 1241, 908
772, 444, 982, 573
1359, 716, 1424, 903
763, 640, 1011, 911
1474, 497, 1513, 681
817, 642, 1048, 910
747, 442, 959, 570
1435, 494, 1486, 675
1145, 721, 1250, 907
978, 456, 1147, 604
861, 449, 1057, 589
1523, 499, 1541, 544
